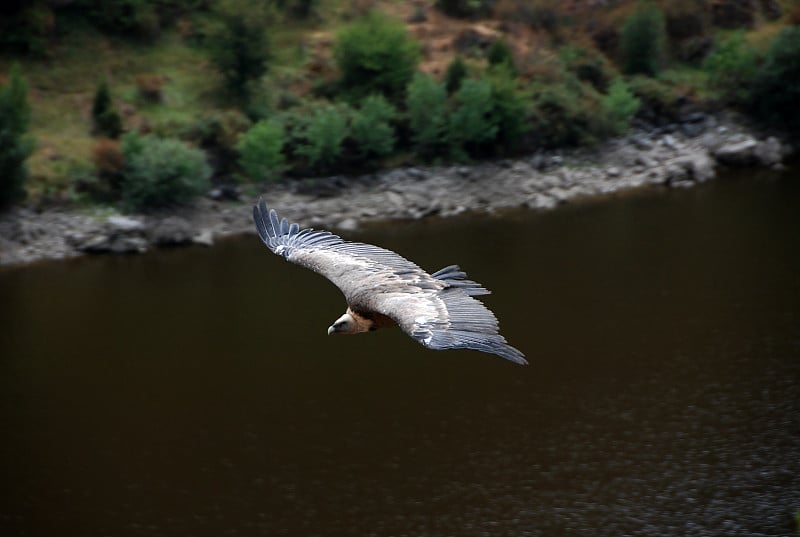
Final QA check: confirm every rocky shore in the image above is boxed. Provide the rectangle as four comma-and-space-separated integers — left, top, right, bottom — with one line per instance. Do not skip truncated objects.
0, 113, 791, 268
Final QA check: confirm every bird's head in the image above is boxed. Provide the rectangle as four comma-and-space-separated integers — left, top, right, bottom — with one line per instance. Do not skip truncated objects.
327, 312, 357, 335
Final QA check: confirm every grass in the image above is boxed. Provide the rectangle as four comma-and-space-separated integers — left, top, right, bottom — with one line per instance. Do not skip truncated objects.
1, 28, 223, 200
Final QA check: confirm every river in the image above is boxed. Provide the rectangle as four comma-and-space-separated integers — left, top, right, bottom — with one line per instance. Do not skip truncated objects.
1, 168, 798, 536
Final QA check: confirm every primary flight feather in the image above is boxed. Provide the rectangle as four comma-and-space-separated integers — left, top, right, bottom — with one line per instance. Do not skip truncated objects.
253, 199, 527, 365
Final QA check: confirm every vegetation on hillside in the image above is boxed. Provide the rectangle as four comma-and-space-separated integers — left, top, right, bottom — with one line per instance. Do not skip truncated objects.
0, 0, 798, 212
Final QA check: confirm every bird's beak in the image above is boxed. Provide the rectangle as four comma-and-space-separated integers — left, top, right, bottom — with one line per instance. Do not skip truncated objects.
327, 325, 335, 336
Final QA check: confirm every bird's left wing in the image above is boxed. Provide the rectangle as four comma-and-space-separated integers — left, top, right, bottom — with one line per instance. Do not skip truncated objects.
253, 199, 437, 303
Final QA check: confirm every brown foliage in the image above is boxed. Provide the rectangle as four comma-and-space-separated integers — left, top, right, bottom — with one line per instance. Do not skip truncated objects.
135, 74, 166, 103
92, 138, 124, 176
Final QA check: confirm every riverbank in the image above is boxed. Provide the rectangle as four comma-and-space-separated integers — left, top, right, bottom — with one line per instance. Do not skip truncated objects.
0, 112, 791, 269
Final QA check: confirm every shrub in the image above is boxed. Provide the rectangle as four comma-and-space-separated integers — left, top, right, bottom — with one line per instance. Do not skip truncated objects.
529, 78, 602, 147
663, 0, 710, 41
351, 94, 397, 158
620, 0, 666, 76
488, 65, 530, 153
236, 119, 285, 182
495, 0, 560, 34
135, 74, 165, 103
625, 75, 677, 123
120, 132, 211, 211
436, 0, 494, 19
448, 78, 498, 158
487, 39, 516, 74
406, 72, 448, 157
206, 0, 272, 100
91, 81, 122, 138
296, 104, 349, 173
601, 78, 640, 135
0, 3, 54, 56
0, 65, 34, 208
444, 55, 469, 94
749, 26, 800, 133
559, 45, 616, 92
702, 31, 757, 105
334, 11, 421, 101
79, 0, 161, 38
80, 138, 125, 201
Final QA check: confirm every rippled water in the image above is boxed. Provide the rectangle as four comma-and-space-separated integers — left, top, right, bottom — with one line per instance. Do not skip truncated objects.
1, 170, 799, 536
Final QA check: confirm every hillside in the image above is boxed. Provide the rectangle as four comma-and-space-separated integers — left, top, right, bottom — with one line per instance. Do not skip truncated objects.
0, 0, 797, 208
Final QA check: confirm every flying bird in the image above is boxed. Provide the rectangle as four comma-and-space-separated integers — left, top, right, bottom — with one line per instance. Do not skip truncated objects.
253, 199, 527, 365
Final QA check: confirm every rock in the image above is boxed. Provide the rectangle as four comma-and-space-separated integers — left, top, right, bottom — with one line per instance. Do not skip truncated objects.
672, 154, 716, 183
149, 216, 193, 246
105, 215, 145, 233
606, 167, 621, 178
405, 167, 427, 180
526, 194, 557, 210
549, 187, 570, 203
631, 135, 654, 151
109, 236, 148, 254
193, 229, 214, 247
511, 161, 532, 175
661, 134, 679, 151
713, 138, 759, 166
681, 112, 707, 124
700, 131, 725, 153
753, 137, 782, 167
75, 234, 112, 253
208, 184, 241, 201
635, 154, 658, 169
665, 162, 689, 184
680, 122, 705, 138
336, 218, 359, 232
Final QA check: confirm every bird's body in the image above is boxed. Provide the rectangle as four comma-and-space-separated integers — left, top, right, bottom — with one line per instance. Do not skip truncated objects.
253, 199, 527, 365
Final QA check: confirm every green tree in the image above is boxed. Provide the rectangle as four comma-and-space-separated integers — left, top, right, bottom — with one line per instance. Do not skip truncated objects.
601, 78, 640, 135
749, 26, 800, 132
120, 132, 211, 211
444, 55, 468, 94
351, 94, 397, 158
91, 81, 122, 138
487, 64, 529, 153
334, 11, 421, 101
620, 0, 666, 76
529, 79, 600, 147
448, 78, 498, 158
0, 65, 34, 208
487, 39, 516, 75
703, 31, 757, 104
236, 119, 285, 182
297, 104, 349, 172
206, 0, 272, 101
406, 72, 448, 157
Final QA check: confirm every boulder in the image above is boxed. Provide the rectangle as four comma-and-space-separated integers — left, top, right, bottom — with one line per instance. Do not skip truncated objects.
336, 218, 359, 232
753, 137, 782, 167
193, 229, 214, 247
674, 154, 716, 183
149, 216, 194, 246
713, 138, 759, 166
105, 215, 145, 234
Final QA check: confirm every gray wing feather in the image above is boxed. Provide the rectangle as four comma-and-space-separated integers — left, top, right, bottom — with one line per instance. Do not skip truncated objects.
253, 199, 526, 365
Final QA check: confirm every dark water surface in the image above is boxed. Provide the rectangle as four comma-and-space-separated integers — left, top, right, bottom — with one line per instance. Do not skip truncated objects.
1, 171, 799, 537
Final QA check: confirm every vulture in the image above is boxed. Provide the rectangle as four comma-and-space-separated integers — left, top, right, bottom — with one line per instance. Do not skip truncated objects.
253, 199, 527, 365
